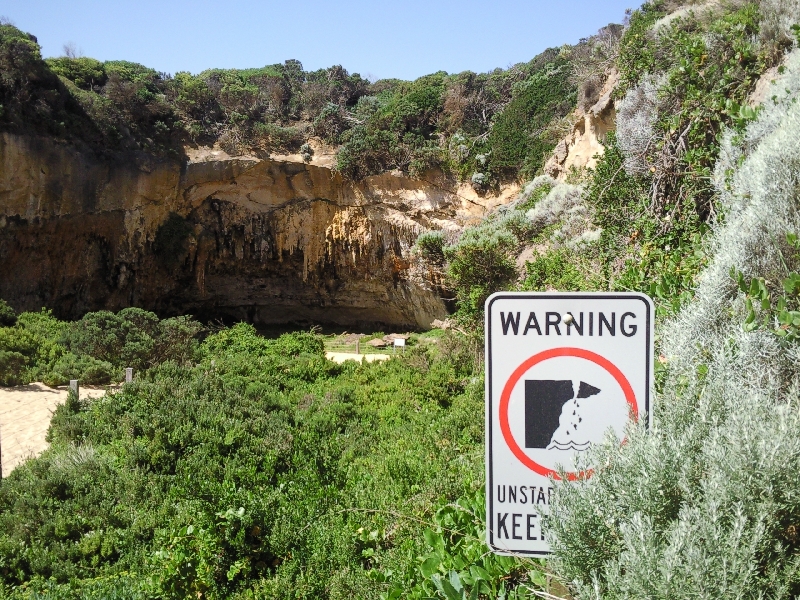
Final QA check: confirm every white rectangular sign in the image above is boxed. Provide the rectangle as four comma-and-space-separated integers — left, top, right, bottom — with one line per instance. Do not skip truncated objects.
485, 292, 653, 555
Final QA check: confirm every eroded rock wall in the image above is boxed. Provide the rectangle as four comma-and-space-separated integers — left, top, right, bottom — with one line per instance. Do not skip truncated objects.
0, 133, 487, 328
544, 69, 618, 179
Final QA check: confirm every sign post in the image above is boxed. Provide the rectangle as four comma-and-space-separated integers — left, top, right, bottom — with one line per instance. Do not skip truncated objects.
485, 292, 653, 555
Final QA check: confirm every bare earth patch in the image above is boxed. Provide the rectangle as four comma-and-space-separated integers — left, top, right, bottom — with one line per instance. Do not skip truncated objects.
326, 352, 390, 364
0, 382, 107, 476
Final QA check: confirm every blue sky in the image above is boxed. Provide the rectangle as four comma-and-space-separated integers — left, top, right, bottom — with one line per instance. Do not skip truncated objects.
2, 1, 638, 80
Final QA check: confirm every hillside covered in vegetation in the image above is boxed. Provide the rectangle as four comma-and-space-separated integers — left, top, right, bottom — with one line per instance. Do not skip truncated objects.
0, 17, 587, 186
3, 0, 800, 598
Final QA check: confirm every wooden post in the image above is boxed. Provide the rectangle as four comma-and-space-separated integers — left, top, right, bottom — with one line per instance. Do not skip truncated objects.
69, 379, 79, 400
125, 368, 133, 383
355, 339, 360, 354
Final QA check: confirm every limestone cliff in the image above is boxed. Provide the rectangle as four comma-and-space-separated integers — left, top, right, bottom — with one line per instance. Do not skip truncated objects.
0, 133, 506, 328
544, 69, 618, 179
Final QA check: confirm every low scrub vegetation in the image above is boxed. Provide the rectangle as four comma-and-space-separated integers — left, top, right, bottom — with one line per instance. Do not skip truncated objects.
0, 311, 531, 598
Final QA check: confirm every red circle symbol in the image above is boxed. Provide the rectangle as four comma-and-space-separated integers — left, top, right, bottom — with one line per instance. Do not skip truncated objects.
498, 347, 637, 481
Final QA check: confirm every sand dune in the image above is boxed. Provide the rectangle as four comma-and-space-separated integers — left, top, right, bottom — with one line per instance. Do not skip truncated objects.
0, 382, 107, 476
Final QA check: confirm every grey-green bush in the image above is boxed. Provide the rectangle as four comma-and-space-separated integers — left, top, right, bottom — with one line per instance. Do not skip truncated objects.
523, 177, 595, 247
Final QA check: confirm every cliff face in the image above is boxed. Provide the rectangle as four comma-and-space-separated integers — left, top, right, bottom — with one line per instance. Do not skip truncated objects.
544, 69, 618, 180
0, 133, 503, 328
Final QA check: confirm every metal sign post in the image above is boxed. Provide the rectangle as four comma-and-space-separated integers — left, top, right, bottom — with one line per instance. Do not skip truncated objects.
485, 292, 653, 555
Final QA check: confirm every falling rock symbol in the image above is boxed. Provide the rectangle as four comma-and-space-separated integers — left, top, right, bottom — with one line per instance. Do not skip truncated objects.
523, 379, 629, 452
577, 381, 600, 399
546, 380, 628, 451
545, 381, 599, 451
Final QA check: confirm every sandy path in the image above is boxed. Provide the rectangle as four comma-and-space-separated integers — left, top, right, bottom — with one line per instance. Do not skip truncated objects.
0, 383, 107, 476
326, 352, 391, 364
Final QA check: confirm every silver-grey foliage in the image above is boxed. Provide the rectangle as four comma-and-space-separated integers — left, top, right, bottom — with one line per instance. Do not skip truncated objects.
758, 0, 800, 49
547, 49, 800, 599
471, 172, 488, 191
522, 176, 600, 246
615, 76, 661, 176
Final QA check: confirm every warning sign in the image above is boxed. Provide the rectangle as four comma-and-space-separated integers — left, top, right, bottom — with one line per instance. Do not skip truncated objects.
485, 293, 653, 555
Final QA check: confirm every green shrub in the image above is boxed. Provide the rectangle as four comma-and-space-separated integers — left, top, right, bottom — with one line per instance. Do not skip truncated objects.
615, 2, 666, 96
201, 322, 272, 357
615, 3, 768, 222
170, 71, 220, 136
153, 316, 202, 365
0, 350, 27, 386
63, 310, 147, 368
3, 573, 151, 599
0, 321, 497, 598
42, 353, 115, 386
103, 60, 160, 85
312, 102, 349, 144
269, 331, 324, 357
0, 325, 42, 384
3, 20, 585, 182
584, 131, 707, 315
0, 24, 91, 139
46, 57, 107, 90
336, 125, 401, 180
444, 222, 519, 325
522, 248, 592, 292
0, 307, 202, 387
0, 299, 16, 326
487, 59, 575, 179
415, 360, 463, 407
381, 487, 542, 599
15, 309, 68, 378
414, 230, 446, 266
62, 307, 200, 373
251, 121, 305, 151
731, 234, 800, 342
516, 176, 554, 212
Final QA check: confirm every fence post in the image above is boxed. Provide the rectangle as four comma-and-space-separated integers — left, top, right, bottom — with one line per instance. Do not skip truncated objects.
355, 339, 360, 354
125, 368, 133, 383
69, 379, 79, 400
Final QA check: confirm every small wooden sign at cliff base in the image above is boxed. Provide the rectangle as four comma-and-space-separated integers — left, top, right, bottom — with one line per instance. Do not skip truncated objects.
484, 292, 654, 555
